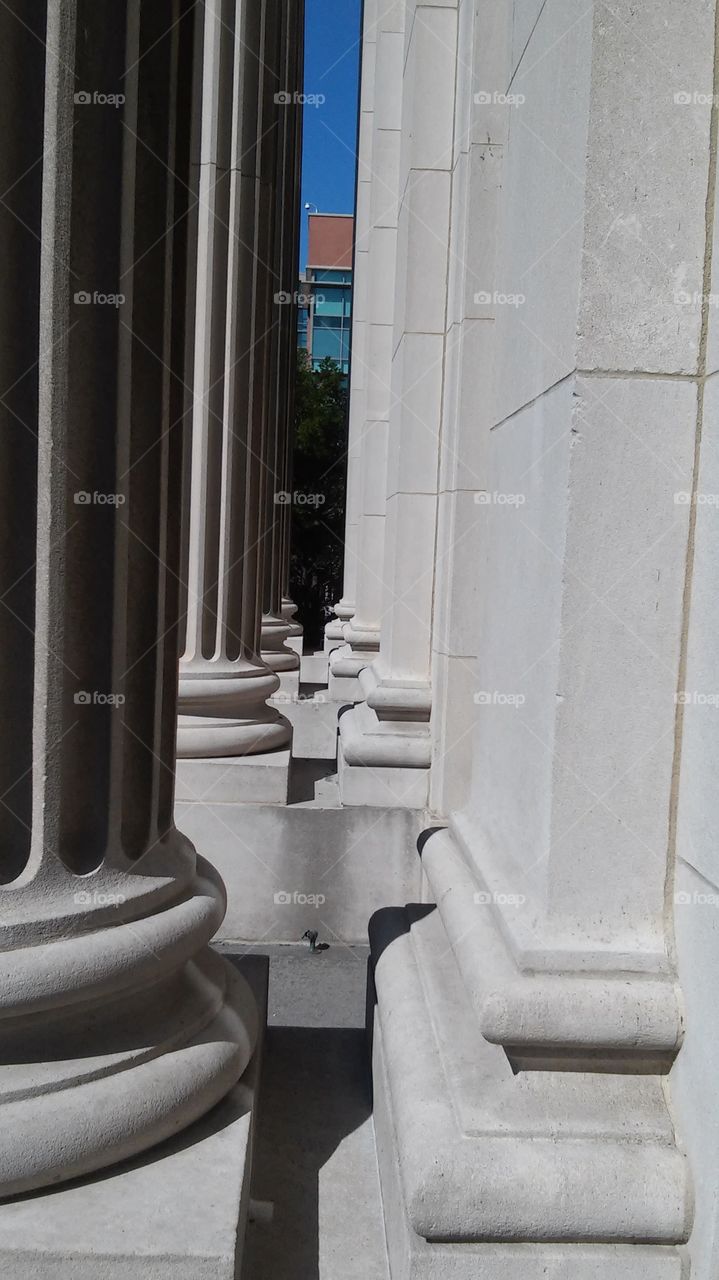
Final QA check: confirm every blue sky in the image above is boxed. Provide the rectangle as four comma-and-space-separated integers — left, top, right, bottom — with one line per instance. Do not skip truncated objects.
300, 0, 362, 266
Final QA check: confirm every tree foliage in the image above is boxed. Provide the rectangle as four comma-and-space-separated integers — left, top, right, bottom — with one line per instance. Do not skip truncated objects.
289, 352, 348, 646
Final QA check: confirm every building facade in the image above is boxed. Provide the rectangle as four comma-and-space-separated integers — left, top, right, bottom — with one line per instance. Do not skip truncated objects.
1, 1, 719, 1278
298, 212, 353, 374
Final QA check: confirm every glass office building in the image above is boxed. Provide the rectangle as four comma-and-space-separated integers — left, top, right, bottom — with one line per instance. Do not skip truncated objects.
298, 214, 353, 376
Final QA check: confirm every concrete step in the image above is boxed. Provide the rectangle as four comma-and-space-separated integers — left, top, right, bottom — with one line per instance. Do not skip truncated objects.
300, 649, 331, 684
178, 800, 423, 945
225, 944, 390, 1280
312, 771, 341, 807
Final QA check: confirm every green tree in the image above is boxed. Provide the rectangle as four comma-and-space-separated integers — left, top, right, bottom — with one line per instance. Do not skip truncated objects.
289, 352, 348, 646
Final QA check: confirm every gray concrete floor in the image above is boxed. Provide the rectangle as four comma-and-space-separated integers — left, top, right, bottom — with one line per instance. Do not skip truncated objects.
219, 943, 389, 1280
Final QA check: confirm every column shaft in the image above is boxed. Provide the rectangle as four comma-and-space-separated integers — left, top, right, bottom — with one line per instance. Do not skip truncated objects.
260, 0, 303, 686
177, 0, 291, 757
281, 5, 306, 658
328, 0, 402, 699
324, 0, 377, 658
337, 0, 456, 806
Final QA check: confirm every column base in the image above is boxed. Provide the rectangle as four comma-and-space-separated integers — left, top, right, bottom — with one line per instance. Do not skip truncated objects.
177, 749, 291, 806
368, 898, 690, 1280
178, 661, 292, 758
274, 668, 301, 698
338, 737, 429, 809
324, 626, 345, 657
327, 643, 369, 701
286, 633, 303, 660
0, 955, 268, 1280
281, 599, 303, 659
324, 600, 354, 656
261, 613, 301, 696
337, 699, 430, 808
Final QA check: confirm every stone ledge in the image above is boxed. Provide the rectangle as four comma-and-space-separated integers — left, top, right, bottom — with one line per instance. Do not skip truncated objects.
0, 956, 268, 1280
176, 751, 291, 805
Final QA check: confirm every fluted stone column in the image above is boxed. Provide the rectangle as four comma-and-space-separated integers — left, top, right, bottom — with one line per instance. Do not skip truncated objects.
176, 0, 293, 795
323, 0, 377, 665
260, 0, 303, 697
281, 12, 305, 665
0, 0, 256, 1211
328, 0, 402, 701
337, 0, 456, 808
